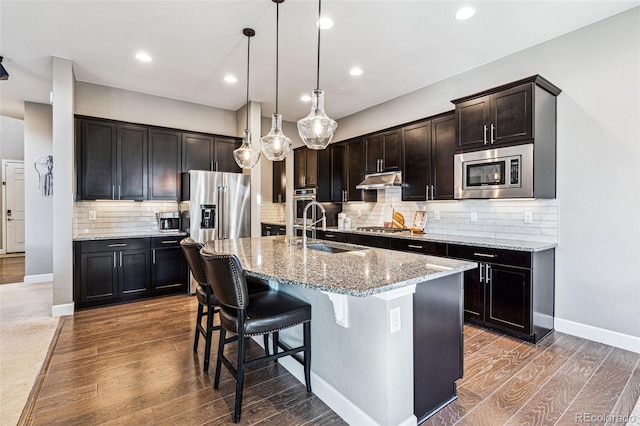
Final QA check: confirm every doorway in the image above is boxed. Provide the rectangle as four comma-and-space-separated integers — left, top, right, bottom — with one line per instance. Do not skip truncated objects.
2, 160, 25, 254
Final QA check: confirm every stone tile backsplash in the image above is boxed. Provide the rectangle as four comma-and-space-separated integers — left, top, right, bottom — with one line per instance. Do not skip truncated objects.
261, 202, 287, 224
341, 188, 557, 243
74, 201, 180, 235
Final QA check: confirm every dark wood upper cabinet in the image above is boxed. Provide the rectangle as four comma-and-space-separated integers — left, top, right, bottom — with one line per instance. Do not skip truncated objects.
117, 124, 148, 200
213, 137, 242, 173
346, 139, 376, 202
364, 130, 401, 173
148, 128, 181, 200
293, 147, 318, 189
182, 133, 214, 172
452, 75, 561, 152
317, 143, 346, 203
272, 160, 286, 203
431, 114, 456, 200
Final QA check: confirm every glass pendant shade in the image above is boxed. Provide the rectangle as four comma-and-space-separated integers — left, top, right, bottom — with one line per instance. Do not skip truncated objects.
261, 114, 292, 161
233, 129, 261, 169
297, 89, 337, 150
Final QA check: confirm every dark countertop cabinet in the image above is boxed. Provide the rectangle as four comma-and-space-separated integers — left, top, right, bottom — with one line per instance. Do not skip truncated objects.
272, 160, 286, 203
261, 223, 287, 236
149, 128, 181, 201
294, 147, 318, 189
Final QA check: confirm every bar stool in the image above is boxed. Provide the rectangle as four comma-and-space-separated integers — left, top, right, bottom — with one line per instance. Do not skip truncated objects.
180, 237, 269, 373
199, 249, 312, 423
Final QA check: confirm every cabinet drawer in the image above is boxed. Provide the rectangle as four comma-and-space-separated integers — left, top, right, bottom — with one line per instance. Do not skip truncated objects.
346, 233, 390, 249
389, 239, 446, 256
317, 230, 347, 243
76, 238, 150, 253
447, 244, 531, 268
151, 236, 183, 248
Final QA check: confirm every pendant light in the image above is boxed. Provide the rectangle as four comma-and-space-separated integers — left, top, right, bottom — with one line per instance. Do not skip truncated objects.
233, 28, 261, 169
260, 0, 292, 161
297, 0, 337, 150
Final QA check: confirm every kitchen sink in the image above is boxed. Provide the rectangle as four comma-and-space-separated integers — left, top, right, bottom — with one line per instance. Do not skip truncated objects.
305, 242, 361, 254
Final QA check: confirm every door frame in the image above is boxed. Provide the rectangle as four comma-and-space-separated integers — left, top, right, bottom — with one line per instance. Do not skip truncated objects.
1, 159, 25, 255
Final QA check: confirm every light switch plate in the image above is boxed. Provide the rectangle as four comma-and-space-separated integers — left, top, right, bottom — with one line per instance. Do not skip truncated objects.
434, 211, 440, 221
470, 212, 478, 222
524, 212, 533, 223
88, 211, 97, 221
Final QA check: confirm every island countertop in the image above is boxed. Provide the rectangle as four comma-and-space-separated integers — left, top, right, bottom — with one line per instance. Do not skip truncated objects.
202, 236, 476, 297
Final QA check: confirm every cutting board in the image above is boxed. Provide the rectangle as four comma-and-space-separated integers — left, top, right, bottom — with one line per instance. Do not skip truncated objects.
392, 211, 405, 228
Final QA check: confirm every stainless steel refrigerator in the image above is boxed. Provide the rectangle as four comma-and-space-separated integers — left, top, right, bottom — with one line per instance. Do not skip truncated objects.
181, 171, 251, 292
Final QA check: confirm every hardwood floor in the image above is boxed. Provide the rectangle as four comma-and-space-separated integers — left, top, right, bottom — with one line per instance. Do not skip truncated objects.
0, 255, 25, 284
24, 295, 639, 425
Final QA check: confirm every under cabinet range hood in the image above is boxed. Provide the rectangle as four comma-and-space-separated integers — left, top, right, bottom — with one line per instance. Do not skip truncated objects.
356, 171, 402, 190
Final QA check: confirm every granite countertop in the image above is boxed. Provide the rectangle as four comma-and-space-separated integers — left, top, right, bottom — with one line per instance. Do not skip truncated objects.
202, 236, 476, 297
323, 227, 556, 252
73, 231, 187, 241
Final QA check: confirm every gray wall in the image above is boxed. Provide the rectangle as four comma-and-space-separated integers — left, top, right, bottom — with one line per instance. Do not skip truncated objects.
23, 102, 53, 275
0, 116, 25, 252
335, 8, 640, 338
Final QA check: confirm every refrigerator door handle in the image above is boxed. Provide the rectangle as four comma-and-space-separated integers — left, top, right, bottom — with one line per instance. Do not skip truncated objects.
217, 185, 227, 240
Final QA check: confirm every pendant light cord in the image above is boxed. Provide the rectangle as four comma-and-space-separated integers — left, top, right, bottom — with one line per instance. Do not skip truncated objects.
276, 2, 280, 114
316, 0, 321, 90
246, 32, 251, 129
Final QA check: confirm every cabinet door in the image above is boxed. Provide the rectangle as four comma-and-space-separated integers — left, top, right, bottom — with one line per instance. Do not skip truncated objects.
346, 139, 376, 202
151, 247, 186, 294
79, 251, 118, 304
119, 249, 150, 296
402, 121, 431, 201
79, 119, 117, 200
485, 264, 531, 333
262, 224, 274, 236
117, 124, 147, 200
214, 137, 242, 173
294, 148, 306, 189
272, 160, 286, 203
149, 129, 181, 200
316, 148, 332, 202
463, 266, 484, 321
330, 143, 346, 202
346, 233, 390, 249
491, 83, 533, 145
182, 133, 213, 172
305, 149, 318, 187
382, 131, 401, 171
456, 94, 491, 151
364, 134, 383, 172
431, 114, 456, 200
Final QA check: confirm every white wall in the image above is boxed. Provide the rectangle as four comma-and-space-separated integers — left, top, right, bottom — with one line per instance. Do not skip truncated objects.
23, 102, 53, 276
75, 81, 238, 136
0, 115, 25, 252
335, 8, 640, 339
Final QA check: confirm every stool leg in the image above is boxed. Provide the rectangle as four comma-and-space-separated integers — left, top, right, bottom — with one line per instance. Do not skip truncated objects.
303, 321, 312, 393
193, 303, 204, 352
213, 328, 226, 390
272, 331, 279, 363
233, 336, 247, 423
203, 305, 215, 373
263, 334, 270, 357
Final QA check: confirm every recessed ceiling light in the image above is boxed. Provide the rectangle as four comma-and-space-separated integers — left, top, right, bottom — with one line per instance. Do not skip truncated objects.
301, 94, 312, 102
350, 67, 363, 76
135, 52, 152, 62
455, 6, 475, 21
316, 17, 334, 30
224, 74, 238, 83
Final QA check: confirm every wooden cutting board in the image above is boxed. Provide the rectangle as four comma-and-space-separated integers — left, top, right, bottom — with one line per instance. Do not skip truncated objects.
392, 211, 405, 228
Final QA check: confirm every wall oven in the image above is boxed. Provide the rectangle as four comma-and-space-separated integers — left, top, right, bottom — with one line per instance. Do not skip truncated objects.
293, 188, 316, 225
454, 144, 534, 199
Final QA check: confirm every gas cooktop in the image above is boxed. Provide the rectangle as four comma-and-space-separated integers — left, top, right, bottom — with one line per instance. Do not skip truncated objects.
356, 226, 409, 234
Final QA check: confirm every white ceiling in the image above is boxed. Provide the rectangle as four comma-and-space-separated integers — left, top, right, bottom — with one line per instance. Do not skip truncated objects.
1, 1, 638, 122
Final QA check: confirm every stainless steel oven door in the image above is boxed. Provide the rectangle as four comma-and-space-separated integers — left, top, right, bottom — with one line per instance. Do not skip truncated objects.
455, 144, 533, 199
293, 188, 317, 225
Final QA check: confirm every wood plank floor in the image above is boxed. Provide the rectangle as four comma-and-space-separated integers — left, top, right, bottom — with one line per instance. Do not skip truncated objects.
25, 295, 639, 425
0, 255, 25, 284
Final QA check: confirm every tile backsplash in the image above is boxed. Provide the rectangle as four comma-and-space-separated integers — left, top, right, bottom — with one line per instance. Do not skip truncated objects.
341, 188, 557, 243
74, 201, 180, 235
261, 202, 287, 224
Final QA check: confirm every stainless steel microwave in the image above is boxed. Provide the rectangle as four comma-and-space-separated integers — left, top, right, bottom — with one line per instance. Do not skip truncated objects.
454, 144, 534, 199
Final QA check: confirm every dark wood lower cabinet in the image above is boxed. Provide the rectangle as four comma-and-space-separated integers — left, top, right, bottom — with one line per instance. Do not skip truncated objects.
74, 237, 186, 308
261, 223, 287, 236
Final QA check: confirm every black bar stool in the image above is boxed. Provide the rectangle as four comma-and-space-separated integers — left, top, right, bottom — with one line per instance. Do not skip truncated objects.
180, 237, 269, 373
199, 249, 312, 423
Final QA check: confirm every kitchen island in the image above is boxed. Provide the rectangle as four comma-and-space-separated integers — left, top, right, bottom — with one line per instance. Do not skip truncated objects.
203, 236, 476, 425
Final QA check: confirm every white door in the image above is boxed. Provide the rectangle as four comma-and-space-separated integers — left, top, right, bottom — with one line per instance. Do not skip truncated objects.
5, 162, 25, 253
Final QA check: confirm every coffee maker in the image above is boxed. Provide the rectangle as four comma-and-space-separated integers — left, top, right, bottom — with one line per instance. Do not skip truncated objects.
157, 212, 180, 232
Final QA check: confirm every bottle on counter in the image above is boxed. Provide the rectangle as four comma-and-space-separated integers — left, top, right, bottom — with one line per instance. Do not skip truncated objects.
338, 212, 346, 230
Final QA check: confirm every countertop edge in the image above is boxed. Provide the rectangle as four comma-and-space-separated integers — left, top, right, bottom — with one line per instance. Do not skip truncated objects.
73, 231, 188, 241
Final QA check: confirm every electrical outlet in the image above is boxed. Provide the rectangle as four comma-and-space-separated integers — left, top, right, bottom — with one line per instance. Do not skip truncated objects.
357, 209, 362, 218
470, 212, 478, 222
434, 211, 440, 221
390, 307, 402, 334
88, 211, 97, 221
524, 212, 533, 224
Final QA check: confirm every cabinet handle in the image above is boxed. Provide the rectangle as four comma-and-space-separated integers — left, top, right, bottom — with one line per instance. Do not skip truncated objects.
408, 244, 423, 249
278, 194, 282, 203
120, 251, 123, 267
108, 243, 127, 247
483, 125, 488, 145
473, 252, 496, 258
210, 161, 214, 171
426, 185, 429, 200
153, 248, 156, 264
430, 185, 435, 200
118, 185, 121, 199
215, 161, 219, 171
485, 264, 491, 284
325, 234, 335, 238
161, 240, 178, 244
479, 262, 484, 283
490, 124, 495, 144
113, 252, 117, 268
112, 185, 115, 199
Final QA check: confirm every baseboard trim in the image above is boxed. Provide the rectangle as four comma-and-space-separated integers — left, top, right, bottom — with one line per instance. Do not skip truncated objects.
251, 337, 415, 426
23, 273, 53, 284
52, 302, 74, 317
555, 318, 640, 354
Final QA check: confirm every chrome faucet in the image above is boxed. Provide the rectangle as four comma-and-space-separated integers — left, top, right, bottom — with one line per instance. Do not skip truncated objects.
302, 201, 327, 249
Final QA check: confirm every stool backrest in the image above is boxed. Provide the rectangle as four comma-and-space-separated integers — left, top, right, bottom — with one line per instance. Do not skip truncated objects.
200, 250, 249, 310
180, 237, 208, 285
